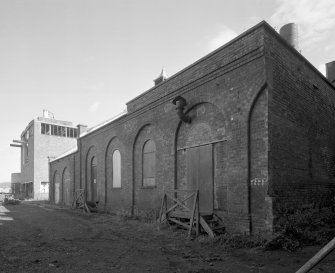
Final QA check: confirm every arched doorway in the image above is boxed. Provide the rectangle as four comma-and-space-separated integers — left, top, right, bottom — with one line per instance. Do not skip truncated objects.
54, 171, 61, 204
62, 168, 71, 206
184, 123, 214, 213
91, 157, 98, 202
249, 88, 269, 233
175, 102, 227, 214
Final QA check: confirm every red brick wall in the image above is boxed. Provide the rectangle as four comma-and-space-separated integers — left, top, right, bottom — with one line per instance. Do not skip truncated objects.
265, 28, 335, 224
49, 152, 78, 205
50, 23, 270, 234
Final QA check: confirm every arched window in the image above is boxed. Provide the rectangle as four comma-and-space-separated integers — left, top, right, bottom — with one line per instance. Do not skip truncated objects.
142, 140, 156, 187
91, 157, 97, 183
112, 150, 121, 188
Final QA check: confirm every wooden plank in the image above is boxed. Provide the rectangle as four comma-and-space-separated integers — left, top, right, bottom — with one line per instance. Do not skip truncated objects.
84, 202, 91, 214
177, 138, 228, 151
188, 190, 198, 238
165, 193, 195, 214
199, 216, 215, 238
168, 218, 190, 230
165, 193, 191, 212
158, 194, 167, 223
169, 211, 192, 219
168, 210, 213, 218
195, 193, 200, 236
167, 190, 199, 193
295, 237, 335, 273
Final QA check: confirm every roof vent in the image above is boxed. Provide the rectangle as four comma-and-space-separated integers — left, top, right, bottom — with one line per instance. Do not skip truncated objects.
279, 23, 299, 51
326, 61, 335, 86
153, 67, 167, 86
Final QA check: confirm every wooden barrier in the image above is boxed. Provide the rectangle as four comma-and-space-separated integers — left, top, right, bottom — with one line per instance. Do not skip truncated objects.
296, 237, 335, 273
72, 189, 90, 213
158, 190, 215, 238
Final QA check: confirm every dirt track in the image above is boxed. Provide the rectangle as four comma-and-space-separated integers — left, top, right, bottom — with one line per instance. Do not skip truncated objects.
0, 202, 334, 273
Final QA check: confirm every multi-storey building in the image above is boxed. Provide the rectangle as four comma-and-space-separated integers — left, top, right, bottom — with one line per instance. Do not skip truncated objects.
10, 111, 82, 200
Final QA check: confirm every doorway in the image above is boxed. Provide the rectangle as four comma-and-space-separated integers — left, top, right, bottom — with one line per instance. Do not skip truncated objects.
91, 157, 97, 202
186, 144, 214, 213
55, 183, 60, 204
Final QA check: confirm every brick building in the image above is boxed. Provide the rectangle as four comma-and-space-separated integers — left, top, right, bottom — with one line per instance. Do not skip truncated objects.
49, 21, 335, 234
10, 111, 80, 200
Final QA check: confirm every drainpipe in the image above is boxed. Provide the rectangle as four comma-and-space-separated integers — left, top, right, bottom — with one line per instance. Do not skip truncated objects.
172, 96, 192, 123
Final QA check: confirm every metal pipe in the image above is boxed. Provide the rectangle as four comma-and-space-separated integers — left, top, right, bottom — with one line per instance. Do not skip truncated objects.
172, 96, 192, 123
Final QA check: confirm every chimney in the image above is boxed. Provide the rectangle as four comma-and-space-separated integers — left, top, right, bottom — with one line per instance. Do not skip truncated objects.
77, 124, 88, 137
153, 67, 167, 86
326, 61, 335, 86
279, 23, 299, 51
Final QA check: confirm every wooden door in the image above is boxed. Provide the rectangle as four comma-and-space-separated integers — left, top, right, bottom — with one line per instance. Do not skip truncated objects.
186, 144, 213, 213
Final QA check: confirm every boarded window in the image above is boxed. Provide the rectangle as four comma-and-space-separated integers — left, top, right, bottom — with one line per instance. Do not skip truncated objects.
112, 150, 121, 188
142, 140, 156, 187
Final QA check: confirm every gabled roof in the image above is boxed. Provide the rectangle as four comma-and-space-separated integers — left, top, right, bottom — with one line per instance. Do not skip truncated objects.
79, 109, 127, 139
50, 146, 78, 162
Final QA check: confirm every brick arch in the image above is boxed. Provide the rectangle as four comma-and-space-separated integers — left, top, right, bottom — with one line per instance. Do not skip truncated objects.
85, 145, 98, 202
175, 101, 228, 212
247, 83, 269, 234
175, 102, 227, 148
132, 123, 161, 215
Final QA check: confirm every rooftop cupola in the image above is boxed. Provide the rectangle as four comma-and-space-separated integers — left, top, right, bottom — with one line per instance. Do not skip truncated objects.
153, 67, 167, 86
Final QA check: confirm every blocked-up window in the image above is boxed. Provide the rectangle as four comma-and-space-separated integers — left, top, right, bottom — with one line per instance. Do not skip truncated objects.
112, 150, 121, 188
142, 140, 156, 187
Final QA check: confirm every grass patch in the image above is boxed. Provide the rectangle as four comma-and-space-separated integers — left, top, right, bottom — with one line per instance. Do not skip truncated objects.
265, 206, 335, 251
198, 233, 267, 249
198, 206, 335, 252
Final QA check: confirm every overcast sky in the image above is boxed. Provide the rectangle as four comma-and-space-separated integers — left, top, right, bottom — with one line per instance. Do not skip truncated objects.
1, 0, 335, 182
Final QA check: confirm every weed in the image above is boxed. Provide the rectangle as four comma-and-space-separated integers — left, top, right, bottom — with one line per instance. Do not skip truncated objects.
266, 206, 335, 251
199, 233, 266, 249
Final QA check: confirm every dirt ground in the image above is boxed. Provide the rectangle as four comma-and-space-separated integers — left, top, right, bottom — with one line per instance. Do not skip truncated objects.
0, 202, 334, 273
